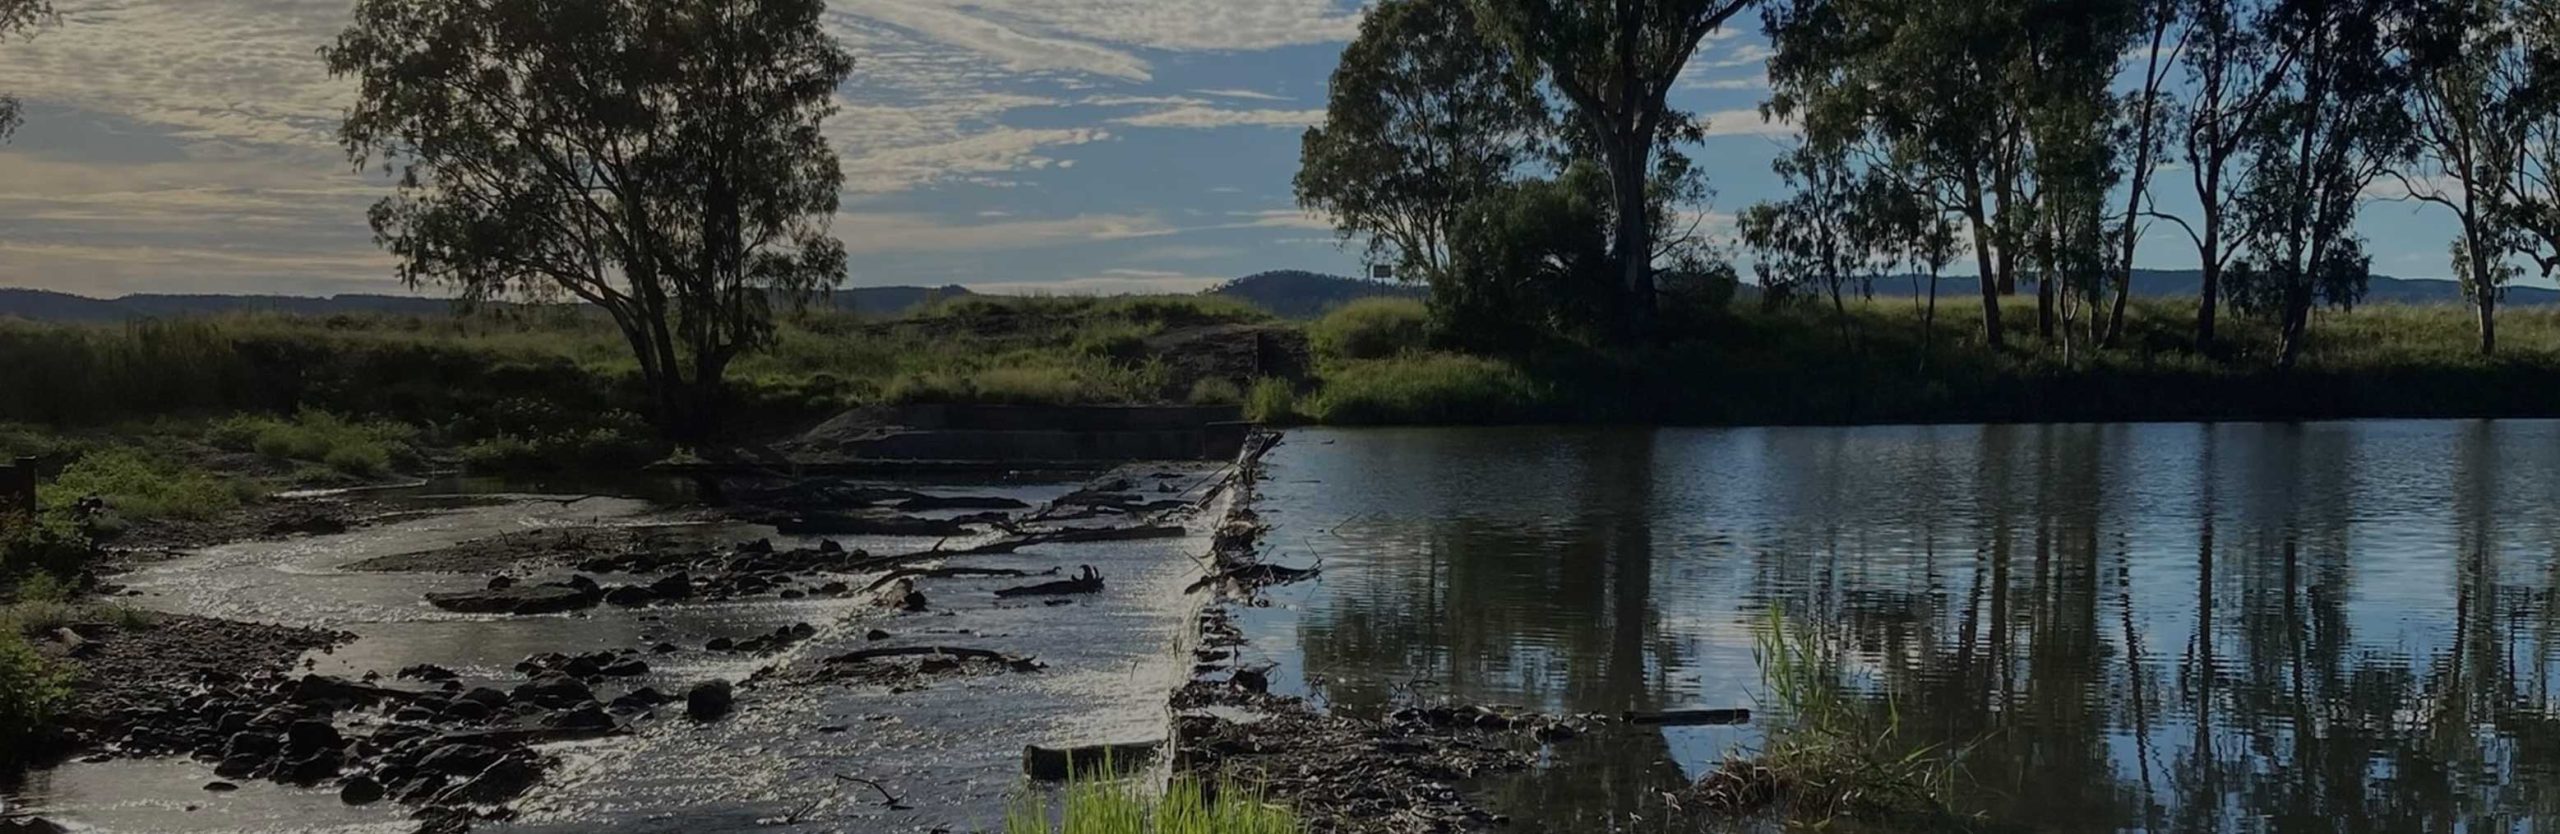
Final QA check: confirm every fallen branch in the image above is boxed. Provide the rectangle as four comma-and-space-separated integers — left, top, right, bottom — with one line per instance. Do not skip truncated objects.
832, 774, 911, 810
861, 566, 1056, 593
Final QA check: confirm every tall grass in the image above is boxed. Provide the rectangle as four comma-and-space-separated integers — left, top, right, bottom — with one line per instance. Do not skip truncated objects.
1006, 777, 1299, 834
1697, 608, 1973, 828
1308, 353, 1552, 424
1309, 297, 1429, 361
208, 409, 421, 477
38, 447, 252, 523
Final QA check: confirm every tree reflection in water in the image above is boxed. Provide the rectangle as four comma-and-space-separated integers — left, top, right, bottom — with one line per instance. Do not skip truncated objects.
1265, 422, 2560, 833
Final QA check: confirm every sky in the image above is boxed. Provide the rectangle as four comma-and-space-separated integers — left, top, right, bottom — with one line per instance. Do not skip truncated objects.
0, 0, 2481, 300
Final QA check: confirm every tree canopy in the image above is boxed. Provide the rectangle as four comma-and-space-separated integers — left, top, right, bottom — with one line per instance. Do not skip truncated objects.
0, 0, 55, 143
324, 0, 853, 442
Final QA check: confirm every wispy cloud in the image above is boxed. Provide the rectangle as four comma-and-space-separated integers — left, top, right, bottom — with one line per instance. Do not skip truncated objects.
1112, 106, 1325, 129
1194, 88, 1294, 102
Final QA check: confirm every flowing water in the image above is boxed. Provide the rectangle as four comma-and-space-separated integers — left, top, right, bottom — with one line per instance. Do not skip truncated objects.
1241, 422, 2560, 833
5, 470, 1228, 833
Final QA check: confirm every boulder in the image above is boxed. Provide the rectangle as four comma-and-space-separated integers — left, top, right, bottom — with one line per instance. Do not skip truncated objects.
339, 775, 386, 805
685, 680, 735, 722
648, 572, 693, 599
512, 675, 594, 709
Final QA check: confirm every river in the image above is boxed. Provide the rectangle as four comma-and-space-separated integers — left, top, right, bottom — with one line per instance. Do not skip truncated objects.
1240, 421, 2560, 833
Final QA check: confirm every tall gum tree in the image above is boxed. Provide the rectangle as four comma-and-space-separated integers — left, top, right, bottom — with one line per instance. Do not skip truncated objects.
325, 0, 853, 443
1473, 0, 1755, 343
1298, 0, 1549, 287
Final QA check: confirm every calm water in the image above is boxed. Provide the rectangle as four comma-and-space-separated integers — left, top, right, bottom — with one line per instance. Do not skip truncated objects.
1245, 422, 2560, 833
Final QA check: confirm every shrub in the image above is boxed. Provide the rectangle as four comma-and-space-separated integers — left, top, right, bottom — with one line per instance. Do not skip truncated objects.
209, 410, 419, 477
1310, 297, 1430, 361
1309, 353, 1549, 424
40, 448, 247, 522
0, 628, 73, 767
1186, 378, 1244, 406
1243, 377, 1301, 425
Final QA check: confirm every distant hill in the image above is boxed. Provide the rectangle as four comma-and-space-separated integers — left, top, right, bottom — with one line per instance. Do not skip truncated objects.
0, 285, 978, 322
1209, 270, 1425, 318
1860, 268, 2559, 305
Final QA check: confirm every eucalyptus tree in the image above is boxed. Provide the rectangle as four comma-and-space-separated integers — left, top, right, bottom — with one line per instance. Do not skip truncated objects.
1298, 0, 1550, 286
1765, 0, 2035, 349
0, 0, 54, 142
2225, 0, 2419, 369
2400, 0, 2527, 354
2495, 2, 2560, 316
324, 0, 853, 443
1741, 148, 1868, 336
2104, 0, 2186, 346
2159, 0, 2290, 349
1474, 0, 1758, 342
2019, 0, 2141, 351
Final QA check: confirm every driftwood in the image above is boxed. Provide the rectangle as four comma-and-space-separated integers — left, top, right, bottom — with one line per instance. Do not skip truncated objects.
1622, 708, 1751, 726
861, 566, 1056, 594
894, 495, 1030, 511
769, 513, 979, 537
995, 565, 1103, 597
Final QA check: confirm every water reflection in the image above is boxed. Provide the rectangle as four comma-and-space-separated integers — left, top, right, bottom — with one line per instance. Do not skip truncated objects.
1255, 422, 2560, 832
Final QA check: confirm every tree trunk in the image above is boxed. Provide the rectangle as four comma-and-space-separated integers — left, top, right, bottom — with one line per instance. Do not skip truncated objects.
1969, 200, 2006, 350
2478, 290, 2497, 356
2277, 287, 2310, 370
2197, 223, 2222, 350
2036, 267, 2056, 342
1607, 135, 1655, 344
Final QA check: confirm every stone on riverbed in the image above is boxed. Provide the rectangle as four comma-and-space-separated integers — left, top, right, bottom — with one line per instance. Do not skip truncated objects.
685, 680, 734, 722
425, 584, 600, 615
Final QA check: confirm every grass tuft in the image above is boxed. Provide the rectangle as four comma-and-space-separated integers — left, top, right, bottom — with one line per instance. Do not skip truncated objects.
1006, 776, 1299, 834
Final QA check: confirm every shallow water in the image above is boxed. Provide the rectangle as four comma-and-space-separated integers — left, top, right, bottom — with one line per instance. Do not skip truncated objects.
1245, 422, 2560, 833
8, 471, 1226, 833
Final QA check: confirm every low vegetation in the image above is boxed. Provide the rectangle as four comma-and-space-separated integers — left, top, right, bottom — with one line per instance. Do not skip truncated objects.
0, 625, 72, 768
1691, 609, 1973, 829
1006, 777, 1300, 834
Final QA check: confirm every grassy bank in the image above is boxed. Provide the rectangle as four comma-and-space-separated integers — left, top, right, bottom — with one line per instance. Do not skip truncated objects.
1296, 295, 2560, 425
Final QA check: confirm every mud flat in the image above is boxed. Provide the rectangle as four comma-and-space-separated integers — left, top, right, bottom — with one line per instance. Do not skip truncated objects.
4, 462, 1244, 833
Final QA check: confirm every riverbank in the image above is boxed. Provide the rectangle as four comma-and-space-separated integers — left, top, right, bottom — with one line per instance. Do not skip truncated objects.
11, 294, 2560, 441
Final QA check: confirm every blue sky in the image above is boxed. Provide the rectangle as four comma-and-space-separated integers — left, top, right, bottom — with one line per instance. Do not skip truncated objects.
0, 0, 2478, 299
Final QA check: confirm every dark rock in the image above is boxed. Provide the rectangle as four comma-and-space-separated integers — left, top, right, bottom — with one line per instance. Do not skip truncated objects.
544, 706, 617, 732
565, 574, 601, 594
0, 816, 69, 834
817, 581, 849, 595
486, 576, 515, 590
456, 687, 509, 709
222, 730, 280, 760
865, 629, 891, 641
203, 781, 240, 792
599, 658, 648, 677
649, 642, 679, 654
415, 743, 502, 776
685, 680, 735, 722
396, 663, 458, 682
425, 585, 598, 615
512, 675, 593, 709
280, 749, 345, 785
214, 753, 267, 779
339, 775, 385, 805
442, 755, 542, 804
603, 586, 655, 607
284, 720, 341, 754
439, 700, 493, 723
704, 637, 734, 652
648, 572, 692, 599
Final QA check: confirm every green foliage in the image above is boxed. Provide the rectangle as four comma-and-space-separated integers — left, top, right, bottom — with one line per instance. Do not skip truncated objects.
1006, 777, 1299, 834
1309, 297, 1430, 361
1711, 608, 1972, 827
1244, 378, 1302, 425
1297, 0, 1547, 284
325, 0, 856, 442
210, 410, 420, 477
0, 514, 91, 588
1185, 377, 1245, 406
40, 448, 248, 523
0, 626, 72, 767
1309, 353, 1550, 424
1435, 164, 1621, 350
